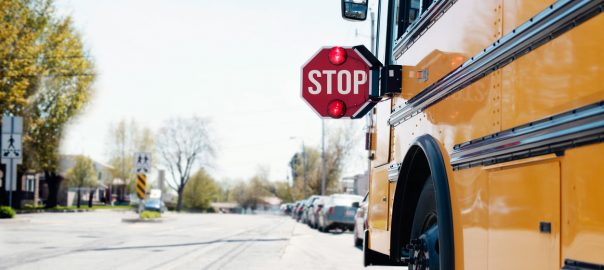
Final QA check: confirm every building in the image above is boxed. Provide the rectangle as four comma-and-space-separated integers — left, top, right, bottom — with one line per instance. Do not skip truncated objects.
340, 171, 369, 195
1, 155, 119, 208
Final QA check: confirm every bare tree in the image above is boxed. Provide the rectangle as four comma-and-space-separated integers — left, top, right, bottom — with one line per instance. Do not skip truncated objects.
157, 116, 214, 211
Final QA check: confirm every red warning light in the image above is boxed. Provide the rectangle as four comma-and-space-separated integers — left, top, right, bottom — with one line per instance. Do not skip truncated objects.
328, 47, 347, 66
327, 99, 346, 118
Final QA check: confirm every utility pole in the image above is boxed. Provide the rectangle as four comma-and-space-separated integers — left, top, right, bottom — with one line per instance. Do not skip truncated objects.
321, 119, 326, 196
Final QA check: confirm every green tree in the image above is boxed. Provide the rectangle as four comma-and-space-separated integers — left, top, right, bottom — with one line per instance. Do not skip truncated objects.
274, 181, 294, 203
230, 169, 273, 210
66, 155, 97, 208
0, 0, 96, 207
183, 169, 219, 211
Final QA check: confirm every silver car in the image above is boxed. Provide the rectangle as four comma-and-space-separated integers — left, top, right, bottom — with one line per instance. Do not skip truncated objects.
307, 196, 328, 229
317, 194, 363, 232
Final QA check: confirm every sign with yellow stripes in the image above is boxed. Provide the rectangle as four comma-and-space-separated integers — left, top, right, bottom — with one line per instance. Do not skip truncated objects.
136, 173, 146, 199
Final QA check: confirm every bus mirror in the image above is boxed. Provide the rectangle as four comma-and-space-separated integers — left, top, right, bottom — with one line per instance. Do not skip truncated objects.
342, 0, 368, 21
352, 202, 360, 208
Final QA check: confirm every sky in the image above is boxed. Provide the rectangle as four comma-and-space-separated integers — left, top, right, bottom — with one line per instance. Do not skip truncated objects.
54, 0, 372, 183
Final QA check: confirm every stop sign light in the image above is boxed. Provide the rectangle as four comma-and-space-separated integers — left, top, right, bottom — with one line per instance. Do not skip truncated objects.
301, 45, 382, 119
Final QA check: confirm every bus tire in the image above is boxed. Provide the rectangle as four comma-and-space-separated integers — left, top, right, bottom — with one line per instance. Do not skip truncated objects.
409, 176, 439, 270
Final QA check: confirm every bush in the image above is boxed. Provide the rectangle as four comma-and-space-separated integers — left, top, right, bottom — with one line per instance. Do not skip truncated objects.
0, 206, 16, 219
140, 211, 161, 219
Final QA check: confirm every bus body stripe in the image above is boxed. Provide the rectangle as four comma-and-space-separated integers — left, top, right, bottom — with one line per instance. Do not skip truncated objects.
451, 101, 604, 170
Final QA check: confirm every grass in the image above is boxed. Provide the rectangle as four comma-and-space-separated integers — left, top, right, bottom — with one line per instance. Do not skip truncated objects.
0, 206, 16, 218
140, 211, 161, 219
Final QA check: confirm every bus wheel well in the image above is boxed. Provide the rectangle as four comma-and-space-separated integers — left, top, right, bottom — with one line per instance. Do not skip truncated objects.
390, 135, 454, 269
390, 144, 431, 262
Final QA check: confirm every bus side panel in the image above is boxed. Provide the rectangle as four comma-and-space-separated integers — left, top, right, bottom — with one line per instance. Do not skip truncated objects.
501, 3, 604, 130
451, 167, 489, 270
561, 143, 604, 266
368, 165, 391, 255
486, 160, 561, 270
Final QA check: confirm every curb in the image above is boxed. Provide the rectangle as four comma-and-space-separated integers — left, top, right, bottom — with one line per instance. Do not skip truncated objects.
121, 218, 163, 223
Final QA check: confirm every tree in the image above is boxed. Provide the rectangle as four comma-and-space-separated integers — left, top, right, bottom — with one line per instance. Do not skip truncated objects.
289, 121, 361, 198
65, 155, 97, 208
183, 169, 219, 211
157, 116, 214, 211
0, 0, 96, 207
105, 119, 155, 200
274, 181, 294, 203
230, 168, 273, 210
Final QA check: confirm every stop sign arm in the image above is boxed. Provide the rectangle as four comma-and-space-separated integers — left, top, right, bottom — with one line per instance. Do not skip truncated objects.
351, 45, 383, 119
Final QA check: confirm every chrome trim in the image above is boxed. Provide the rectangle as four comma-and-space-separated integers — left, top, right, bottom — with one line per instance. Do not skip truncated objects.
389, 0, 604, 126
451, 101, 604, 170
388, 162, 401, 182
392, 0, 456, 60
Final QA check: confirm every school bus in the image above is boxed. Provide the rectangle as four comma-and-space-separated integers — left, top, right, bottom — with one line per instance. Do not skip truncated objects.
340, 0, 604, 269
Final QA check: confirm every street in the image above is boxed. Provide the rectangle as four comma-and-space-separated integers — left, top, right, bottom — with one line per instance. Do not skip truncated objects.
0, 211, 402, 270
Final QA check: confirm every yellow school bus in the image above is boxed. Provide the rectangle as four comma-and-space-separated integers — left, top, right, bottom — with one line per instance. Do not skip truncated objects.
341, 0, 604, 269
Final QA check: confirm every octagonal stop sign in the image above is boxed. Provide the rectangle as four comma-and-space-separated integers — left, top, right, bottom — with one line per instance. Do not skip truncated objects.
301, 45, 382, 119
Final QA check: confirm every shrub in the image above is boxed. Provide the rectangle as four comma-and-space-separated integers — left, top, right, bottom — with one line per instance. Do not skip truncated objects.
140, 211, 161, 219
0, 206, 16, 219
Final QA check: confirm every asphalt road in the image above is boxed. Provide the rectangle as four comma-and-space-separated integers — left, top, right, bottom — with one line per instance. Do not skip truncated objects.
0, 211, 403, 270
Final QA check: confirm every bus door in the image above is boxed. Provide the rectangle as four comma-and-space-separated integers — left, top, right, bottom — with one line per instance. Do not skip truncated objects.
368, 98, 394, 253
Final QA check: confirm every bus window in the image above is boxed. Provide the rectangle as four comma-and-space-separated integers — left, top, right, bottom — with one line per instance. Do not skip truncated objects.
396, 0, 435, 38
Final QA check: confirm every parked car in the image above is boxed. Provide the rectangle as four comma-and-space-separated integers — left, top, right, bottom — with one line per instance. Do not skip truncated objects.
353, 193, 368, 247
317, 194, 363, 232
307, 195, 328, 228
300, 195, 321, 224
294, 200, 307, 221
144, 198, 166, 213
291, 201, 302, 219
280, 203, 294, 215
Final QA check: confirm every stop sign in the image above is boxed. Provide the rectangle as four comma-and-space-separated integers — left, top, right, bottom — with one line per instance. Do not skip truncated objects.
301, 45, 381, 119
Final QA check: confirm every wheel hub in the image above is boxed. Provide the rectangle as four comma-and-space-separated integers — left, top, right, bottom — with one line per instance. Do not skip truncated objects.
407, 225, 439, 270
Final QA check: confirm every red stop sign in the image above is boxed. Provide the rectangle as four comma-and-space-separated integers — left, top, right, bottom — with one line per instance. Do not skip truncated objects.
301, 46, 380, 119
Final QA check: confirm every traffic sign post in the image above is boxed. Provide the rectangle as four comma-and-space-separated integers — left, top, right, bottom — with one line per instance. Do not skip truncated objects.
1, 116, 23, 208
301, 45, 382, 119
134, 152, 151, 216
136, 173, 146, 200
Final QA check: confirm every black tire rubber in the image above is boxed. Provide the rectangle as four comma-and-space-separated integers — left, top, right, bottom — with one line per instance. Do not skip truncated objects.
409, 176, 438, 270
354, 234, 363, 247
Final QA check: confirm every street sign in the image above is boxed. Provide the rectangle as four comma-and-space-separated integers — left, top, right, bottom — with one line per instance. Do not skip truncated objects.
136, 174, 147, 200
301, 45, 381, 119
1, 116, 23, 207
134, 152, 151, 174
2, 134, 21, 159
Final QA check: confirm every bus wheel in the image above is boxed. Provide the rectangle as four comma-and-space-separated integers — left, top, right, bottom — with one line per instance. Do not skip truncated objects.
408, 176, 439, 270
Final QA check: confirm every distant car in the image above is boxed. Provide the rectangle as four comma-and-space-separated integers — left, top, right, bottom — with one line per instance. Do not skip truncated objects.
144, 199, 166, 213
291, 201, 302, 219
280, 203, 294, 215
294, 200, 307, 221
307, 196, 328, 229
317, 194, 363, 232
353, 193, 368, 247
301, 195, 321, 224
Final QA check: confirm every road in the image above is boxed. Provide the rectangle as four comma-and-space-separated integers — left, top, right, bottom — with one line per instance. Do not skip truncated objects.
0, 211, 403, 270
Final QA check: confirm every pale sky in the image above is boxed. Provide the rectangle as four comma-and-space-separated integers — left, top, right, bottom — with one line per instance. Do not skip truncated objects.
55, 0, 372, 182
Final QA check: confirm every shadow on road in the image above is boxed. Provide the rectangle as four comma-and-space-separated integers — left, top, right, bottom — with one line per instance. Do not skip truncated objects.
81, 238, 288, 252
